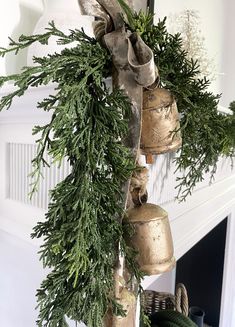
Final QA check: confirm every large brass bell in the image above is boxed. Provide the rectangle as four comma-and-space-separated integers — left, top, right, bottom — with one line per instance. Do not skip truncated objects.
124, 203, 175, 275
141, 87, 182, 162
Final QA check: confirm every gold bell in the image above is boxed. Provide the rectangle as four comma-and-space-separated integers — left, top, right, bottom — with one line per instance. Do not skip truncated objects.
124, 203, 175, 275
141, 88, 182, 162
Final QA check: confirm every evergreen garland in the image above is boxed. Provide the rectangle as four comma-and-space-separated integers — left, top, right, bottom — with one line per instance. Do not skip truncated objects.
0, 24, 140, 326
0, 4, 234, 327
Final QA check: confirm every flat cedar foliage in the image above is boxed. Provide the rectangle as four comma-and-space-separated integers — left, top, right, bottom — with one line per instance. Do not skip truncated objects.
0, 6, 234, 327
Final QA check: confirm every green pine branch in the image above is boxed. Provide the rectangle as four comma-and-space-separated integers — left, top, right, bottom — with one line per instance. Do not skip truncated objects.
0, 25, 140, 327
0, 21, 94, 58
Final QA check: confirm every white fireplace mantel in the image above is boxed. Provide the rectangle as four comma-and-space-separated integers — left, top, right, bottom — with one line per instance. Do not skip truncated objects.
0, 85, 235, 327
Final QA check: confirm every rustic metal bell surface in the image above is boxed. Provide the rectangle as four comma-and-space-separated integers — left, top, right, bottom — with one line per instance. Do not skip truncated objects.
141, 88, 182, 155
125, 203, 175, 275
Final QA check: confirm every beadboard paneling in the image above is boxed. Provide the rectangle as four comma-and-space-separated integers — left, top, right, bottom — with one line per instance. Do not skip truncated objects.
7, 142, 70, 209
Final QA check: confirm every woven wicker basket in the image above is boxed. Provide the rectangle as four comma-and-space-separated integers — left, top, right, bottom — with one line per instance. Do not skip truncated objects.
142, 283, 188, 317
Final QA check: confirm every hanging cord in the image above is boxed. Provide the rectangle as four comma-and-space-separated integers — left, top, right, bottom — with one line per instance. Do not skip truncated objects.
129, 156, 149, 207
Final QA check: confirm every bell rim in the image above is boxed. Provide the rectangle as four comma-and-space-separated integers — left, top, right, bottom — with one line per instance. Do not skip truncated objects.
140, 256, 176, 275
141, 138, 182, 155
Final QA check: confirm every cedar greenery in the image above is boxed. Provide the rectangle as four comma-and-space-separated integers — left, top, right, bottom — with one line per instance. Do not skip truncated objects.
121, 7, 235, 200
0, 24, 141, 326
140, 17, 235, 200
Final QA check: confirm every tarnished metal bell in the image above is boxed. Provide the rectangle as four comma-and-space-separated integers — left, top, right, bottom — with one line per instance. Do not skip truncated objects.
124, 203, 175, 275
141, 88, 182, 159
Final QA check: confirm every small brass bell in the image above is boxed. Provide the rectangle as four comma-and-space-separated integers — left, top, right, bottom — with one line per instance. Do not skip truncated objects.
141, 88, 182, 162
124, 203, 175, 275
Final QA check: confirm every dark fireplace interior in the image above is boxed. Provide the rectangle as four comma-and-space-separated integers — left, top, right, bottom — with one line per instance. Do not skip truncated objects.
176, 218, 227, 327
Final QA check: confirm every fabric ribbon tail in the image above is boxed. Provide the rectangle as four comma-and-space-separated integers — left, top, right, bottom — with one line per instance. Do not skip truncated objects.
78, 0, 113, 38
128, 32, 157, 87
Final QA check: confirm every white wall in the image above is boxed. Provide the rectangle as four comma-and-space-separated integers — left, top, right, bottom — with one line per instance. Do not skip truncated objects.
155, 0, 225, 95
220, 0, 235, 107
0, 0, 43, 75
155, 0, 235, 107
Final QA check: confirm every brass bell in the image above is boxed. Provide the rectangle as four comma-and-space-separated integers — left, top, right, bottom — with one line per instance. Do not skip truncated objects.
141, 88, 182, 162
124, 203, 175, 275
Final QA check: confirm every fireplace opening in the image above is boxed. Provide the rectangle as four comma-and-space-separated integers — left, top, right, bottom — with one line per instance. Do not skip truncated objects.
175, 218, 228, 327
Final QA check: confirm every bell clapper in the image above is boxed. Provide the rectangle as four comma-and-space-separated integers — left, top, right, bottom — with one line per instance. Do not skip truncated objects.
145, 153, 154, 164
